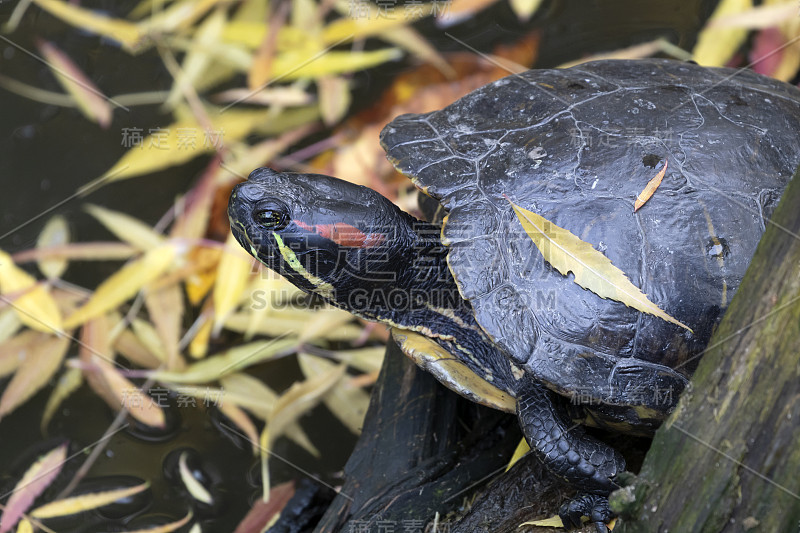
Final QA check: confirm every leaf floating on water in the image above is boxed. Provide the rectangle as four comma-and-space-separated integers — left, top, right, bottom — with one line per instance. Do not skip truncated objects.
0, 443, 67, 533
30, 482, 149, 518
298, 353, 369, 435
36, 39, 113, 128
123, 510, 193, 533
508, 199, 691, 331
41, 366, 83, 433
36, 215, 70, 279
63, 244, 177, 329
233, 481, 295, 533
84, 204, 165, 251
0, 332, 70, 420
634, 159, 668, 212
30, 0, 144, 52
179, 451, 213, 504
212, 233, 253, 334
0, 249, 63, 333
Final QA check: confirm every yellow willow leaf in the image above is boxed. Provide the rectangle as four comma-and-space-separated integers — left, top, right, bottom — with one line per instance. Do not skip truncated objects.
41, 366, 83, 433
113, 328, 162, 368
0, 330, 39, 378
634, 159, 668, 212
123, 511, 193, 533
0, 443, 67, 533
139, 0, 221, 34
37, 215, 70, 279
36, 40, 113, 128
705, 2, 796, 30
298, 353, 368, 435
84, 204, 165, 251
30, 482, 149, 518
522, 516, 565, 528
241, 271, 289, 340
30, 0, 144, 51
318, 76, 350, 126
509, 200, 691, 331
95, 109, 274, 185
328, 345, 385, 374
179, 452, 213, 504
165, 7, 227, 109
268, 364, 346, 442
0, 250, 63, 333
13, 242, 137, 263
15, 519, 33, 533
188, 312, 213, 359
382, 26, 455, 78
143, 282, 183, 369
131, 318, 167, 362
151, 337, 298, 383
693, 0, 754, 66
508, 0, 543, 21
505, 438, 530, 472
271, 49, 402, 80
0, 307, 23, 346
225, 311, 364, 341
0, 333, 70, 420
184, 247, 221, 305
212, 233, 254, 332
298, 307, 355, 343
218, 402, 259, 454
325, 2, 435, 42
437, 0, 500, 26
64, 244, 177, 329
95, 359, 166, 428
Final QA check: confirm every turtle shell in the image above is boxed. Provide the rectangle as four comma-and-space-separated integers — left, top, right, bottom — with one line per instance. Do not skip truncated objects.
381, 59, 800, 407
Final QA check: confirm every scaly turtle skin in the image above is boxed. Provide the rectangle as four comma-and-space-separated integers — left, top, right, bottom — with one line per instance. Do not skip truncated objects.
228, 59, 800, 530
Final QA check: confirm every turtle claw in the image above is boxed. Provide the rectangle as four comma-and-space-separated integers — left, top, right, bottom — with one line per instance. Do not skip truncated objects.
558, 493, 613, 531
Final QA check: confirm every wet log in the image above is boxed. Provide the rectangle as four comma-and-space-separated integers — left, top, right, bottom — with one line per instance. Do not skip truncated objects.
314, 339, 524, 532
613, 168, 800, 532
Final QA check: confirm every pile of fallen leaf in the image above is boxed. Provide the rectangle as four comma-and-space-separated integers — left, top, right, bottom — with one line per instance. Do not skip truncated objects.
0, 0, 798, 531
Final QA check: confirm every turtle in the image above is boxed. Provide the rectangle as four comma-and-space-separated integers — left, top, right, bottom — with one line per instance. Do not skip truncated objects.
227, 58, 800, 530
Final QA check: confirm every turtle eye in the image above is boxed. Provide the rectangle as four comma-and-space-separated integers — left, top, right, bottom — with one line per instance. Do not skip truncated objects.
254, 200, 289, 230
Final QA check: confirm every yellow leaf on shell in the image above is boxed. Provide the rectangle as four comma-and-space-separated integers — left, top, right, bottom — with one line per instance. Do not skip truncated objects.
0, 250, 63, 333
63, 244, 177, 329
509, 200, 691, 331
634, 159, 668, 212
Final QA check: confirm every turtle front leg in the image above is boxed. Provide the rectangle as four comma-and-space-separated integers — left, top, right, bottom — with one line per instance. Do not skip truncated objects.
516, 380, 625, 531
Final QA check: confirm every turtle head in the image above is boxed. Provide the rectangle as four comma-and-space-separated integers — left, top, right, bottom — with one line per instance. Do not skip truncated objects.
228, 167, 423, 308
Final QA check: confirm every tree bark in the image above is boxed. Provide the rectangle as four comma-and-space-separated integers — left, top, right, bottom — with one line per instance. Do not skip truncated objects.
613, 168, 800, 533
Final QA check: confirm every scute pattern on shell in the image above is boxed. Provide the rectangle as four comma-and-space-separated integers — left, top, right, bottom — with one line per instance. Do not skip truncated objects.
381, 59, 800, 402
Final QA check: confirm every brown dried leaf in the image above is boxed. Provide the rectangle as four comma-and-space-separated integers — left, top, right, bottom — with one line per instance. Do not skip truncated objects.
634, 159, 668, 212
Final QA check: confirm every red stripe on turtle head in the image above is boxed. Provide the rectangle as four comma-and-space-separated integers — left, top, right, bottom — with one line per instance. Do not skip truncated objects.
294, 220, 385, 248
